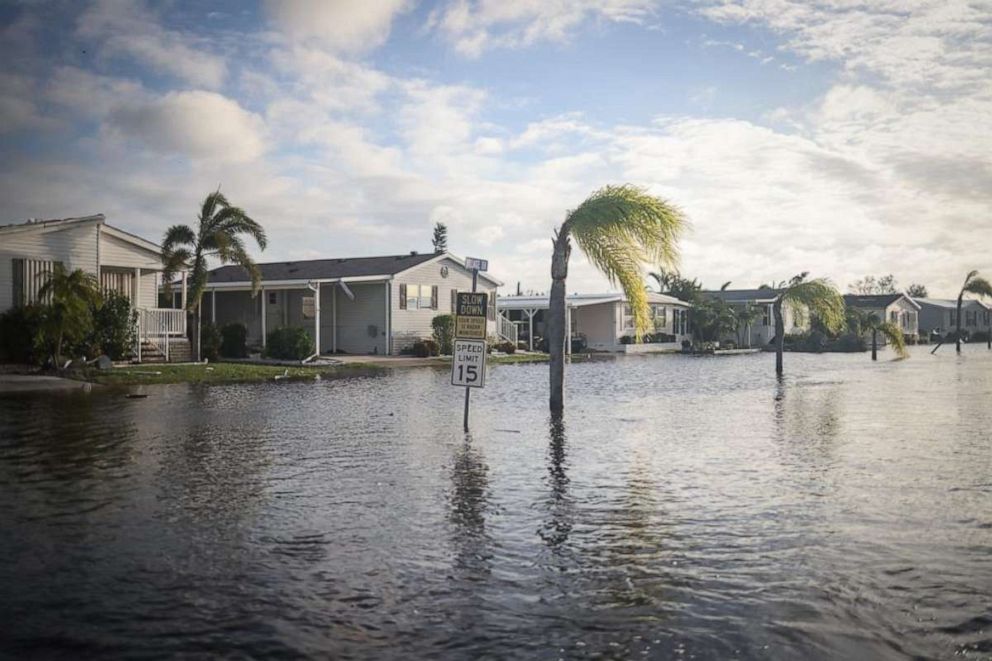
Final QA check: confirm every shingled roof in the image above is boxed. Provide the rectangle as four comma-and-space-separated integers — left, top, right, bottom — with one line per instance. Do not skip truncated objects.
843, 293, 919, 310
207, 252, 440, 284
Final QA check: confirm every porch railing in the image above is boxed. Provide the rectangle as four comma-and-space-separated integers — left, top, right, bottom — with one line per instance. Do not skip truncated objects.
135, 308, 187, 362
497, 312, 518, 345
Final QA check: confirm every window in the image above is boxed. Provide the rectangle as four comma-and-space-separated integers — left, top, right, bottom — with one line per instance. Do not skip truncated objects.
622, 304, 634, 330
950, 311, 957, 325
653, 305, 667, 329
890, 311, 899, 324
672, 308, 688, 335
400, 284, 437, 310
268, 292, 277, 305
11, 258, 59, 307
761, 305, 771, 326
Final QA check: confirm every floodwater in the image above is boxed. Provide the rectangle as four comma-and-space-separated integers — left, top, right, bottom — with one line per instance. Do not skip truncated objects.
0, 346, 990, 659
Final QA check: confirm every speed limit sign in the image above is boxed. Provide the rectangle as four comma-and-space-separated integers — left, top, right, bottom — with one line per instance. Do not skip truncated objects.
451, 339, 486, 388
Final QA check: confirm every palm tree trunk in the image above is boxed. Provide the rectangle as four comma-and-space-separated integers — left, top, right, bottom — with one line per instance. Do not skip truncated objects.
773, 299, 784, 375
956, 294, 963, 353
189, 307, 200, 363
871, 328, 877, 361
548, 225, 571, 415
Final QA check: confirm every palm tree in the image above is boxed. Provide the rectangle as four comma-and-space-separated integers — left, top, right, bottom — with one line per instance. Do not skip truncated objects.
548, 184, 687, 414
847, 308, 907, 360
162, 190, 266, 361
734, 303, 761, 348
36, 263, 102, 367
772, 273, 845, 375
954, 270, 992, 353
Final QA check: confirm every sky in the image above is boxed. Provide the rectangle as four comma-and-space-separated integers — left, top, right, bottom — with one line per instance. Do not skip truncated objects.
1, 0, 990, 297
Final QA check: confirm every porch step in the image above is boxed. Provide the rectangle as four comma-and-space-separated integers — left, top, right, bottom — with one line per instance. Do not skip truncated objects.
139, 338, 192, 363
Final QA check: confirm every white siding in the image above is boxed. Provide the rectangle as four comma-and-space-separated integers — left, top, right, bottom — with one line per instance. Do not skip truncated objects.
0, 222, 100, 311
99, 232, 162, 270
390, 257, 498, 355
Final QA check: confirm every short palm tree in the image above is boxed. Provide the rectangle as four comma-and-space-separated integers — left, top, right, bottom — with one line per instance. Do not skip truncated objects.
772, 273, 845, 375
162, 191, 266, 361
548, 185, 687, 414
955, 270, 992, 352
734, 303, 761, 348
36, 263, 102, 367
847, 308, 908, 361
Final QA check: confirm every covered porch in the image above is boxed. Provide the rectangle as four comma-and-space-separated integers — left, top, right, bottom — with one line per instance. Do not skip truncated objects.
99, 265, 188, 363
204, 278, 392, 356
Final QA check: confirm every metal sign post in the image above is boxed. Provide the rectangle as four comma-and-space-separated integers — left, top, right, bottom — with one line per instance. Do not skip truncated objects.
454, 258, 488, 431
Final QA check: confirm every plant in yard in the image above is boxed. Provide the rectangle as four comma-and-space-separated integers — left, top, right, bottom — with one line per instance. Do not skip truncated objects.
548, 184, 686, 414
220, 323, 248, 358
690, 297, 736, 343
88, 290, 138, 360
734, 303, 761, 348
431, 314, 454, 354
0, 305, 43, 364
266, 327, 314, 361
954, 270, 992, 352
846, 308, 908, 361
35, 264, 102, 367
199, 321, 221, 362
772, 273, 845, 375
432, 222, 448, 253
162, 190, 266, 362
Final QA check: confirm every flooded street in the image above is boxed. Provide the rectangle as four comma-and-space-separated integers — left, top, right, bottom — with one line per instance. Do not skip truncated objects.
1, 346, 990, 659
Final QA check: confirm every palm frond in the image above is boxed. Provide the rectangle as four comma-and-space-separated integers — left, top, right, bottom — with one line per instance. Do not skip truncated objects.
214, 206, 267, 251
162, 224, 196, 252
200, 190, 228, 226
782, 278, 845, 333
963, 276, 992, 299
878, 321, 908, 359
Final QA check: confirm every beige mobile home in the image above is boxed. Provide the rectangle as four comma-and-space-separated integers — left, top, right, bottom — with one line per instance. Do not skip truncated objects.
202, 252, 511, 355
0, 215, 188, 361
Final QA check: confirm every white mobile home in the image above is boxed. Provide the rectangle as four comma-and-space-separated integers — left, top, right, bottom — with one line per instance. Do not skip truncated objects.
0, 215, 188, 361
202, 252, 510, 355
916, 298, 991, 339
843, 294, 920, 342
498, 292, 692, 353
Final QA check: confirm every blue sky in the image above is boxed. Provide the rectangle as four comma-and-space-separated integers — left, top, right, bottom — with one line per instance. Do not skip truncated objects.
1, 0, 989, 296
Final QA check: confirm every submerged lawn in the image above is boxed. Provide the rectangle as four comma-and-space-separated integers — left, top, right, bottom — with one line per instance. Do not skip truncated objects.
81, 362, 383, 386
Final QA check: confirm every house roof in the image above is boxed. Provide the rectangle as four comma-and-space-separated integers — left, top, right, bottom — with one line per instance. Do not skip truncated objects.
701, 288, 782, 303
206, 252, 502, 286
0, 214, 105, 234
916, 297, 989, 310
844, 293, 920, 310
497, 291, 689, 310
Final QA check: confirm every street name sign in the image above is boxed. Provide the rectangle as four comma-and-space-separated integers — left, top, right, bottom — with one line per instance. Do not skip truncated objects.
455, 292, 488, 339
451, 339, 487, 388
464, 257, 488, 272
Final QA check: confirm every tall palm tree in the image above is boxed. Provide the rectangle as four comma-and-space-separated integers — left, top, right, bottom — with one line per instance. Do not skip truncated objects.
772, 273, 845, 375
548, 185, 687, 414
954, 270, 992, 353
36, 263, 102, 367
162, 190, 266, 361
847, 308, 908, 361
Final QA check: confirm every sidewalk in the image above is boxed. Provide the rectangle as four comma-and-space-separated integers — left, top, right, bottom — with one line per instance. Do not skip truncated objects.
0, 374, 96, 393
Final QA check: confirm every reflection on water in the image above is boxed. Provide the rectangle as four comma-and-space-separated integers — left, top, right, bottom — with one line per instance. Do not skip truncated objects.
0, 346, 990, 659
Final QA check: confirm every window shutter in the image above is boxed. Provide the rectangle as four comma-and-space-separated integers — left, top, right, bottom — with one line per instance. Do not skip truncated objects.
450, 289, 457, 314
399, 284, 407, 310
431, 285, 438, 310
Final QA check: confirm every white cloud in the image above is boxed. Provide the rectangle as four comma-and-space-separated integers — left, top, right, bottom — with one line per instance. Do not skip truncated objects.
429, 0, 659, 57
264, 0, 411, 53
107, 91, 267, 163
77, 0, 227, 88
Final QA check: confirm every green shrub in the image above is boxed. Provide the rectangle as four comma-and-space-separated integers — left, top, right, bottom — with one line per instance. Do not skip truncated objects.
619, 335, 634, 345
431, 314, 454, 354
220, 323, 248, 358
265, 327, 314, 360
0, 305, 42, 364
495, 340, 516, 354
200, 321, 221, 362
411, 339, 439, 357
87, 291, 137, 360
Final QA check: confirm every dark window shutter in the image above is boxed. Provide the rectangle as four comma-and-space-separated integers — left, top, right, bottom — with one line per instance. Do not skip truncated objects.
431, 285, 438, 310
450, 289, 457, 313
399, 284, 407, 310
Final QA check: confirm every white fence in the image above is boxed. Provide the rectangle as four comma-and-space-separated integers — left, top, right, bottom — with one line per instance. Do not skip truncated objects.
497, 313, 518, 345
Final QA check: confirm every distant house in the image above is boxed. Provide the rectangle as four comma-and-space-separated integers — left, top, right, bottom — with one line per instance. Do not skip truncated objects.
0, 215, 188, 362
700, 288, 808, 347
497, 292, 692, 353
200, 252, 508, 355
915, 298, 992, 339
843, 293, 920, 342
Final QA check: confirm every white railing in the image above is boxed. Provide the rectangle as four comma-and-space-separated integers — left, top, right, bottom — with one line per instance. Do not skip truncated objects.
139, 308, 186, 338
497, 312, 518, 345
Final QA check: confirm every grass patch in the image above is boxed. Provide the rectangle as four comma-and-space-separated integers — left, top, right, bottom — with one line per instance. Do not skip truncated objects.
79, 361, 382, 386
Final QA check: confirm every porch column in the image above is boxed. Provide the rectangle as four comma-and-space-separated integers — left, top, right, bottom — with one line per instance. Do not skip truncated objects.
314, 282, 321, 355
211, 290, 216, 323
384, 281, 391, 355
133, 268, 141, 309
566, 305, 572, 356
260, 287, 266, 347
332, 286, 337, 353
525, 308, 536, 352
180, 271, 188, 311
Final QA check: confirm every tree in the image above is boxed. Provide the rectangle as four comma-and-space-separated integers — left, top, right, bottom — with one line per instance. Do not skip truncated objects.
432, 222, 448, 253
772, 273, 845, 375
954, 270, 992, 353
691, 297, 736, 343
35, 263, 102, 367
734, 303, 761, 348
162, 191, 266, 361
647, 269, 700, 302
549, 185, 686, 413
849, 274, 897, 295
847, 308, 907, 361
906, 283, 928, 299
